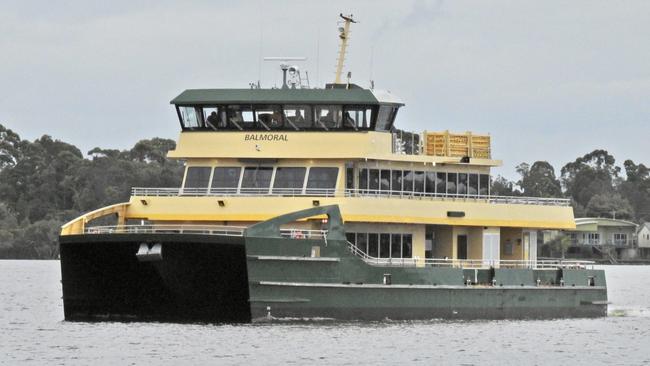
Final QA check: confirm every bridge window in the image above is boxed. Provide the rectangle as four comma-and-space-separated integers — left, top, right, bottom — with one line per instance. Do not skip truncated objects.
306, 167, 339, 193
203, 107, 226, 130
273, 167, 306, 194
375, 105, 397, 131
179, 106, 202, 129
254, 105, 283, 130
241, 167, 273, 193
211, 167, 241, 194
314, 105, 341, 130
184, 166, 211, 188
343, 106, 373, 130
227, 105, 255, 130
283, 105, 313, 130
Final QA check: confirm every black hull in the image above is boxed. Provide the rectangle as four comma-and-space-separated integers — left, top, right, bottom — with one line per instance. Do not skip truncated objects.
59, 234, 251, 323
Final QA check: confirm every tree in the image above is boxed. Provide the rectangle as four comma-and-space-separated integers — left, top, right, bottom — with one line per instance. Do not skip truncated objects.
585, 193, 634, 219
619, 160, 650, 223
516, 161, 562, 198
490, 175, 520, 196
561, 150, 620, 209
0, 124, 23, 170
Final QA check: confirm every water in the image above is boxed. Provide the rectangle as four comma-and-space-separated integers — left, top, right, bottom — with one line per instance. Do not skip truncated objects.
1, 261, 649, 365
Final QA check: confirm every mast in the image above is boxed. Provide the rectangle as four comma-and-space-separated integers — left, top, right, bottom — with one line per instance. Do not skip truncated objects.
334, 13, 357, 84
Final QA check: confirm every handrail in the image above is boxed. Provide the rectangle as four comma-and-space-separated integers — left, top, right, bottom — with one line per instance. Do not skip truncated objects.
130, 187, 571, 206
83, 224, 328, 239
347, 242, 593, 269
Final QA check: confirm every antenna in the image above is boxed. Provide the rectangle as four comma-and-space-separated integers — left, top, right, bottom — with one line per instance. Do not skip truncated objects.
334, 13, 357, 84
263, 57, 308, 89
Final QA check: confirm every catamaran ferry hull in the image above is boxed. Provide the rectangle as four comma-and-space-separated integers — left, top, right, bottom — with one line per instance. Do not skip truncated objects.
59, 217, 607, 323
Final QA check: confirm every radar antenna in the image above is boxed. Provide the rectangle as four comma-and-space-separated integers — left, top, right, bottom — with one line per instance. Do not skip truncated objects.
263, 57, 308, 89
334, 13, 357, 84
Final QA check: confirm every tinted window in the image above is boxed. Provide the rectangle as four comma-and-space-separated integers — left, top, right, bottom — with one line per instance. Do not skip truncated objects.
346, 166, 354, 190
272, 167, 306, 194
203, 107, 226, 129
426, 172, 436, 194
458, 173, 468, 195
469, 174, 479, 196
357, 233, 368, 254
368, 169, 379, 191
211, 167, 241, 193
306, 167, 339, 192
479, 174, 490, 196
184, 167, 211, 189
391, 234, 402, 258
283, 105, 313, 129
447, 173, 457, 194
343, 106, 373, 130
314, 105, 341, 129
391, 170, 402, 193
436, 172, 446, 194
403, 170, 414, 192
179, 106, 202, 129
402, 234, 412, 258
241, 167, 273, 193
254, 105, 282, 130
368, 233, 379, 257
227, 105, 254, 130
375, 105, 393, 131
414, 171, 425, 193
359, 168, 368, 191
380, 233, 390, 258
380, 170, 391, 191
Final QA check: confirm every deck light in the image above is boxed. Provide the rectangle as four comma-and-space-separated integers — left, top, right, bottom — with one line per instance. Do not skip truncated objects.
140, 199, 148, 206
218, 200, 226, 207
312, 200, 320, 206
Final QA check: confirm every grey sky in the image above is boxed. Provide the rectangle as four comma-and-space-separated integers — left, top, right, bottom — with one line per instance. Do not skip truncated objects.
1, 0, 648, 180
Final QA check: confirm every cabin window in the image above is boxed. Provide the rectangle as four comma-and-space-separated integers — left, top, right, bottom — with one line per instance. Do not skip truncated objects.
458, 173, 468, 195
380, 233, 391, 258
227, 105, 255, 130
203, 107, 226, 129
368, 169, 379, 192
240, 167, 273, 193
375, 105, 395, 131
380, 170, 391, 192
403, 171, 414, 192
391, 170, 403, 193
254, 105, 283, 130
346, 233, 356, 244
436, 172, 446, 194
314, 105, 341, 130
343, 106, 373, 130
391, 234, 402, 258
211, 167, 241, 194
346, 166, 354, 190
402, 234, 412, 258
184, 167, 211, 189
283, 105, 312, 130
306, 167, 339, 193
468, 174, 479, 195
357, 233, 368, 254
425, 172, 436, 194
179, 106, 202, 129
479, 174, 490, 196
368, 233, 379, 257
447, 173, 457, 195
414, 171, 425, 193
272, 167, 306, 194
359, 168, 369, 192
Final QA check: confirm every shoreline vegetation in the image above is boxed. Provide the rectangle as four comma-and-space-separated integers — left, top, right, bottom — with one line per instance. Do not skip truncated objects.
1, 123, 649, 259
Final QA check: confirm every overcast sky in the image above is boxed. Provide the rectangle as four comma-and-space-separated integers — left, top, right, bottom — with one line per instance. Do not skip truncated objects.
1, 0, 648, 179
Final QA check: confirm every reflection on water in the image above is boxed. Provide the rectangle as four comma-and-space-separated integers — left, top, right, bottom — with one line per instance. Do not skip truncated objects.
1, 261, 650, 365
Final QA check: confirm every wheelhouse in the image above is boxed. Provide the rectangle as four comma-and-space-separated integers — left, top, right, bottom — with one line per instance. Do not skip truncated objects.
171, 85, 404, 132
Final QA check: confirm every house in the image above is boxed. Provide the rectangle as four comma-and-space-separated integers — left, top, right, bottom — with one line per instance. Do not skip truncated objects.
569, 218, 638, 247
638, 223, 650, 248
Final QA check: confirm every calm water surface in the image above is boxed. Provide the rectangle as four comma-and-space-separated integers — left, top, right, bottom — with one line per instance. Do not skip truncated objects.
1, 261, 649, 365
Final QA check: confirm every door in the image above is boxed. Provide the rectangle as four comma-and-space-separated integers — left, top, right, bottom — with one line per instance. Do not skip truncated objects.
457, 235, 468, 260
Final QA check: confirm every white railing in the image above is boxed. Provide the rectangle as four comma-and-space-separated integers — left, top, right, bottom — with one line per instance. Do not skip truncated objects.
130, 187, 570, 206
84, 224, 328, 240
347, 242, 593, 269
85, 224, 246, 236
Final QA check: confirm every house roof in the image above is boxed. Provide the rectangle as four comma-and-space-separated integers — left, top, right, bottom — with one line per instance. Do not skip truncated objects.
574, 217, 638, 232
637, 222, 650, 234
170, 88, 404, 106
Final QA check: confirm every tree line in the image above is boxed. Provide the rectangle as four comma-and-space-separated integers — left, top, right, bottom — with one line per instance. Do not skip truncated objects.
0, 124, 183, 259
1, 123, 649, 259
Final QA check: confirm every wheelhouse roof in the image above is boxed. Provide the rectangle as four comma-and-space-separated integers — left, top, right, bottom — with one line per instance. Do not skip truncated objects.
170, 88, 404, 106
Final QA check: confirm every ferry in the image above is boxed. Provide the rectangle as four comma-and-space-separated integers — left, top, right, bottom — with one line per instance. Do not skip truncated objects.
58, 14, 607, 322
